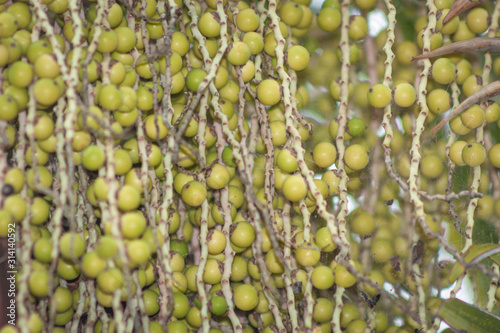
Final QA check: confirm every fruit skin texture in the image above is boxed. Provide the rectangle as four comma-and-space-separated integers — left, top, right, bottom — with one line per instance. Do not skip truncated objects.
59, 232, 85, 260
393, 83, 416, 108
8, 61, 34, 88
206, 164, 230, 189
186, 69, 207, 92
431, 58, 456, 85
257, 79, 282, 106
29, 270, 50, 298
466, 7, 489, 34
315, 227, 336, 252
181, 181, 207, 207
282, 175, 307, 202
317, 7, 341, 32
286, 45, 310, 71
198, 12, 221, 38
233, 284, 259, 311
236, 8, 260, 32
461, 104, 485, 129
313, 298, 334, 323
82, 145, 105, 171
230, 221, 255, 248
462, 143, 486, 167
227, 42, 251, 66
313, 142, 337, 168
334, 264, 357, 288
344, 144, 369, 171
295, 242, 321, 267
449, 141, 467, 166
421, 155, 443, 179
311, 265, 335, 290
368, 84, 392, 108
427, 88, 450, 114
0, 95, 19, 121
489, 143, 500, 168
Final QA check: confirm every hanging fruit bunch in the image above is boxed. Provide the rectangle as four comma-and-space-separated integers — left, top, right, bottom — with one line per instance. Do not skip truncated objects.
1, 0, 500, 332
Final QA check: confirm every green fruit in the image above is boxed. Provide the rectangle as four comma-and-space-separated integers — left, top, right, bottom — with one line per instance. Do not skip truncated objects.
344, 144, 369, 170
311, 266, 335, 290
368, 84, 392, 108
186, 68, 207, 92
233, 284, 259, 311
282, 175, 307, 202
393, 83, 416, 108
59, 232, 85, 261
257, 79, 282, 106
82, 145, 105, 171
462, 143, 486, 167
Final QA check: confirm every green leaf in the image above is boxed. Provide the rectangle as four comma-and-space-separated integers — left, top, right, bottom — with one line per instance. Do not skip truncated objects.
473, 219, 499, 244
489, 122, 500, 145
470, 266, 493, 308
448, 244, 499, 283
438, 298, 500, 333
451, 165, 470, 192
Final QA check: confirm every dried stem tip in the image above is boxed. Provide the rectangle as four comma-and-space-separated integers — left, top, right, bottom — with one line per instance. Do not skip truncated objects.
412, 37, 500, 60
443, 0, 485, 24
432, 81, 500, 135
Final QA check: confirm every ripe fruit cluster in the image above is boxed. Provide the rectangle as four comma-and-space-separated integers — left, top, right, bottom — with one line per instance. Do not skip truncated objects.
1, 0, 500, 333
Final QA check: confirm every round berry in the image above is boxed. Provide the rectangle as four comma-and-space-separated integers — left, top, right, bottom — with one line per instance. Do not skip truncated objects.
488, 143, 500, 168
280, 2, 303, 27
427, 88, 451, 114
198, 12, 221, 38
393, 83, 416, 108
313, 298, 334, 323
257, 79, 282, 106
315, 227, 336, 252
431, 58, 456, 85
186, 68, 207, 92
466, 7, 489, 34
462, 143, 486, 167
349, 16, 368, 41
98, 85, 123, 111
421, 155, 443, 179
317, 7, 341, 32
82, 145, 105, 171
0, 95, 19, 121
227, 42, 251, 66
236, 8, 259, 32
311, 266, 335, 290
334, 264, 357, 288
449, 140, 467, 166
282, 175, 307, 202
286, 45, 310, 71
8, 61, 33, 88
230, 221, 255, 248
344, 144, 369, 170
312, 142, 337, 168
368, 84, 392, 108
277, 148, 299, 173
347, 118, 365, 137
33, 78, 60, 106
181, 181, 207, 207
233, 284, 259, 311
460, 104, 485, 129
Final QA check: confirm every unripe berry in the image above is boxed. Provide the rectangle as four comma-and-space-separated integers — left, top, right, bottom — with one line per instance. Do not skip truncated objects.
368, 84, 392, 108
393, 83, 416, 108
462, 143, 486, 167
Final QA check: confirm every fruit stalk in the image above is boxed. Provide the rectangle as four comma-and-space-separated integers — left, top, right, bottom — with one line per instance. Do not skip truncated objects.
219, 183, 242, 332
282, 202, 299, 332
155, 0, 178, 321
408, 0, 439, 329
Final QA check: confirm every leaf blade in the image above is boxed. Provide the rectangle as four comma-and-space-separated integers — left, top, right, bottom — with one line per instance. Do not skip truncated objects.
438, 298, 500, 333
